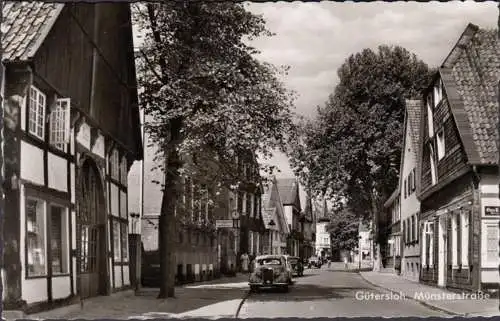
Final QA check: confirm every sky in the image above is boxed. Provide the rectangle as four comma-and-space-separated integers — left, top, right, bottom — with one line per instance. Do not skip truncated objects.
244, 1, 498, 203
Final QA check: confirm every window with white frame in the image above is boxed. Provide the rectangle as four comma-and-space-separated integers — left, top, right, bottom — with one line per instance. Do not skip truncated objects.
421, 222, 427, 268
26, 198, 47, 277
29, 86, 46, 140
426, 95, 434, 138
437, 130, 445, 160
423, 221, 434, 267
433, 79, 443, 107
461, 210, 469, 267
49, 98, 70, 151
486, 224, 499, 263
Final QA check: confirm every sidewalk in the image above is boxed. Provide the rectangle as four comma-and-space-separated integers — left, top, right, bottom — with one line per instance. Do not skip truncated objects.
28, 273, 250, 320
360, 271, 500, 317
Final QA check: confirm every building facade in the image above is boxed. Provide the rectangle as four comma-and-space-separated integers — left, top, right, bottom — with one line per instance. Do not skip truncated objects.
277, 179, 303, 257
261, 177, 289, 255
399, 100, 422, 282
382, 188, 401, 273
300, 194, 316, 260
315, 219, 331, 258
2, 2, 142, 312
418, 23, 498, 292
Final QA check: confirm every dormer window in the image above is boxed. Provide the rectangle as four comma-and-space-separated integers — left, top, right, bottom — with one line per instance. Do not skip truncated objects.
433, 79, 443, 108
426, 95, 434, 138
437, 130, 445, 160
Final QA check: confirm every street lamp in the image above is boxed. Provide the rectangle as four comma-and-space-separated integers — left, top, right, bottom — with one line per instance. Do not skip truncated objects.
269, 219, 276, 254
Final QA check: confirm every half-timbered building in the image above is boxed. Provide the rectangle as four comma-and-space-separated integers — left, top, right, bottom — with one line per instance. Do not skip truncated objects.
417, 23, 498, 292
1, 2, 142, 312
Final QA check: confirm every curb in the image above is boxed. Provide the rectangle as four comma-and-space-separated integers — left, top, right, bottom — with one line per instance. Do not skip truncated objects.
358, 272, 464, 317
235, 289, 251, 318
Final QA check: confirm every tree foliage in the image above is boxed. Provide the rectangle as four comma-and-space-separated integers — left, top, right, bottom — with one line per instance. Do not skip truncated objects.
326, 207, 360, 252
134, 2, 296, 297
288, 45, 434, 223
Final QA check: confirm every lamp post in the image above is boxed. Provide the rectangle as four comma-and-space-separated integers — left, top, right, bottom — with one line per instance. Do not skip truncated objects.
268, 219, 276, 254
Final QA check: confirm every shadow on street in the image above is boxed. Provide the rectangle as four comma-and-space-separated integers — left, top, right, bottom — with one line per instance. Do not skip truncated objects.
248, 284, 369, 302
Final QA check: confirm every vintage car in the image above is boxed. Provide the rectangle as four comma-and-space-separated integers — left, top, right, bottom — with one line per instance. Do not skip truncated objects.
307, 256, 321, 269
249, 255, 292, 292
285, 255, 304, 277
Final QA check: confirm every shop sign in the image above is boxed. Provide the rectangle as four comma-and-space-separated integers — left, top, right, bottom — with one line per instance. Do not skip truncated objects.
485, 206, 500, 216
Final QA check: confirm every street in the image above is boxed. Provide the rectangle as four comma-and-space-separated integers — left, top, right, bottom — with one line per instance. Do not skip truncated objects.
237, 267, 446, 318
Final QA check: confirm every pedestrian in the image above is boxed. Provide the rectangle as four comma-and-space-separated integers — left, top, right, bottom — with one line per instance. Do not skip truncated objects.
241, 252, 249, 274
344, 256, 348, 270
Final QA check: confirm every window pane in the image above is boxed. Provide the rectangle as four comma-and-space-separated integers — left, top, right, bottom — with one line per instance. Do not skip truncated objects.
51, 206, 69, 274
26, 199, 46, 276
486, 226, 498, 262
113, 220, 121, 261
121, 223, 128, 262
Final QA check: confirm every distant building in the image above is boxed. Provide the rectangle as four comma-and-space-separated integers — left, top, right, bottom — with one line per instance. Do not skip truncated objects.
261, 177, 289, 255
276, 178, 303, 257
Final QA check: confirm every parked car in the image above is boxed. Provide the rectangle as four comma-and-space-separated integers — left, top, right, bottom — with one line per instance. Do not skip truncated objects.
308, 256, 321, 268
285, 256, 304, 277
249, 255, 292, 292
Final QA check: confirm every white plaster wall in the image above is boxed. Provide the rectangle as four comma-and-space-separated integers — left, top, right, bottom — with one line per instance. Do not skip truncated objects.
47, 153, 68, 192
20, 95, 26, 131
109, 259, 113, 288
284, 206, 293, 230
111, 183, 119, 216
52, 276, 71, 300
479, 174, 498, 194
70, 128, 75, 155
128, 160, 142, 215
120, 190, 127, 218
91, 134, 105, 159
114, 266, 123, 288
76, 122, 91, 150
123, 265, 130, 286
481, 270, 500, 283
20, 141, 44, 185
70, 163, 75, 204
22, 278, 48, 304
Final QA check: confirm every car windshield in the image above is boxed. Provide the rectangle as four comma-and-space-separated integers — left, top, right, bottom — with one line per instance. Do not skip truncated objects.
257, 258, 283, 266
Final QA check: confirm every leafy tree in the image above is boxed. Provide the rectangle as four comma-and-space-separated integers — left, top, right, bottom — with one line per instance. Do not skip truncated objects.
288, 45, 433, 233
134, 2, 296, 298
326, 207, 360, 252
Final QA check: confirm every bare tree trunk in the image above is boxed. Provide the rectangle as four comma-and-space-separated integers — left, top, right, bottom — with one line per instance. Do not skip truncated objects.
158, 118, 183, 299
370, 188, 382, 272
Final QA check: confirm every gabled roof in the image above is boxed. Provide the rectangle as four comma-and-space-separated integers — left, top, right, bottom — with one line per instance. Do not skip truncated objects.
2, 2, 64, 62
276, 178, 300, 206
262, 207, 277, 230
437, 23, 498, 165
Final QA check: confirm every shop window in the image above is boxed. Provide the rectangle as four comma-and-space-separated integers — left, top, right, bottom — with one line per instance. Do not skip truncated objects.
486, 224, 499, 263
49, 98, 70, 151
29, 86, 46, 140
50, 205, 69, 274
121, 222, 128, 262
26, 198, 47, 277
113, 220, 121, 262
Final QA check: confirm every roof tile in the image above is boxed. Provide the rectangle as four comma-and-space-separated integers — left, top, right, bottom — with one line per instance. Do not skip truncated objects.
2, 2, 64, 62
